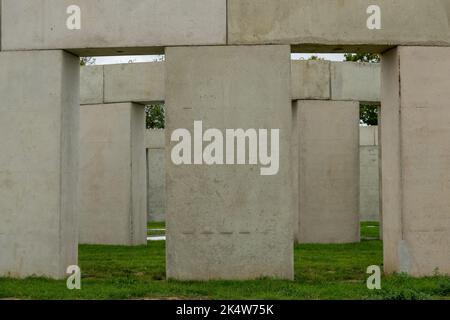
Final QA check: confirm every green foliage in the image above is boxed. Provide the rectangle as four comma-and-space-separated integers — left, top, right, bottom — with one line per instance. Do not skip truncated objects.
145, 104, 165, 129
344, 53, 380, 63
80, 57, 96, 66
360, 105, 379, 126
308, 55, 324, 61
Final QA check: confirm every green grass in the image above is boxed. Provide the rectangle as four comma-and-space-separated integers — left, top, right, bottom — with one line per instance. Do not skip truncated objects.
1, 222, 449, 300
147, 222, 165, 236
361, 221, 380, 239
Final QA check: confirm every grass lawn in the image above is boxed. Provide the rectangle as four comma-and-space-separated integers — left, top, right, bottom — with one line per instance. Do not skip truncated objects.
147, 222, 166, 237
1, 222, 449, 300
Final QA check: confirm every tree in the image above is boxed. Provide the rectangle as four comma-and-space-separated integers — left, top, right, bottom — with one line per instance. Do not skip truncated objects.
145, 104, 165, 129
308, 55, 324, 61
80, 57, 96, 66
344, 53, 380, 125
359, 105, 379, 126
344, 53, 380, 63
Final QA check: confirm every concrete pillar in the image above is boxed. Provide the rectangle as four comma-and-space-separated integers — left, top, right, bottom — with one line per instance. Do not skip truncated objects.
381, 47, 450, 276
296, 100, 360, 244
360, 126, 380, 222
0, 50, 79, 279
79, 103, 147, 246
165, 45, 294, 280
145, 129, 166, 222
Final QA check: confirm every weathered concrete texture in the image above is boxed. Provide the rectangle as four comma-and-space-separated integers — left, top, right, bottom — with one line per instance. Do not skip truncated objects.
166, 45, 294, 280
381, 47, 450, 276
228, 0, 450, 52
296, 100, 360, 244
80, 62, 165, 105
331, 62, 380, 103
104, 62, 165, 104
0, 50, 79, 279
291, 60, 330, 100
1, 0, 226, 54
145, 129, 166, 222
79, 103, 147, 246
80, 60, 381, 104
80, 65, 103, 105
360, 126, 380, 222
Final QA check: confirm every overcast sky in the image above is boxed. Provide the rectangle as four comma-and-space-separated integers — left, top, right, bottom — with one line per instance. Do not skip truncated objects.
92, 53, 345, 65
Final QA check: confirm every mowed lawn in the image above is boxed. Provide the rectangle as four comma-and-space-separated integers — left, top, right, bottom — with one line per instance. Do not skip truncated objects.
1, 222, 449, 300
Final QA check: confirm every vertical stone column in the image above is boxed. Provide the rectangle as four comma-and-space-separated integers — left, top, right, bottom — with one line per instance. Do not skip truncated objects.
0, 50, 79, 279
79, 103, 147, 246
381, 47, 450, 276
359, 126, 380, 222
165, 45, 294, 280
296, 100, 360, 244
145, 129, 166, 222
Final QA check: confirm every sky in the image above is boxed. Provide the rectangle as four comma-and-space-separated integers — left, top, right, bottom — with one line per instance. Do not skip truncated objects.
92, 53, 345, 65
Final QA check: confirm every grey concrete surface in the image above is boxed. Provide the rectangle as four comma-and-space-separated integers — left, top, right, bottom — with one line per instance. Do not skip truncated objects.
0, 50, 79, 279
360, 127, 380, 222
296, 100, 360, 244
165, 45, 294, 280
381, 46, 450, 276
104, 62, 165, 104
81, 60, 380, 104
228, 0, 450, 52
145, 129, 166, 222
79, 103, 147, 246
331, 62, 380, 103
80, 62, 165, 105
1, 0, 226, 54
291, 60, 330, 100
80, 65, 103, 105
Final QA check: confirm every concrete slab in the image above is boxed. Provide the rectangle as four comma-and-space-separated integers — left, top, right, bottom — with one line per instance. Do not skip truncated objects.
1, 0, 226, 54
228, 0, 450, 52
165, 45, 294, 280
80, 65, 103, 105
79, 103, 147, 246
360, 145, 380, 222
0, 50, 79, 279
360, 126, 378, 146
81, 60, 381, 104
296, 100, 360, 244
331, 62, 380, 103
104, 62, 165, 104
145, 128, 165, 149
291, 60, 330, 100
381, 46, 450, 276
146, 129, 166, 222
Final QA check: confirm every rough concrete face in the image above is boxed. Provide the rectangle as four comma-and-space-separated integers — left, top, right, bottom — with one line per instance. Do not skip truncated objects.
1, 0, 226, 54
166, 45, 294, 280
381, 47, 450, 276
145, 129, 166, 222
104, 62, 165, 104
0, 50, 79, 279
331, 62, 380, 103
296, 100, 360, 244
79, 103, 146, 246
80, 65, 104, 105
291, 60, 330, 100
80, 60, 380, 104
360, 127, 380, 222
228, 0, 450, 52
